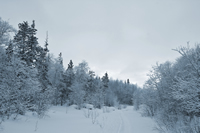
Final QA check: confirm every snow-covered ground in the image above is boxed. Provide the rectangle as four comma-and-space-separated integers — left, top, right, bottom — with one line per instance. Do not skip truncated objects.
1, 105, 157, 133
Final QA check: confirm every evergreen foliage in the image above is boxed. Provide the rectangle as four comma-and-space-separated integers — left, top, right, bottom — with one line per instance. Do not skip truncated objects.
0, 18, 138, 124
63, 60, 74, 100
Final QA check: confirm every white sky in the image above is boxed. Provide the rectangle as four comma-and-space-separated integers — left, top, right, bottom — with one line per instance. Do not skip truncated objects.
1, 0, 200, 87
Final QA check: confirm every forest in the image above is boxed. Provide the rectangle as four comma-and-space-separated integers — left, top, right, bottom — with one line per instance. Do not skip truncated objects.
1, 17, 200, 133
0, 18, 137, 120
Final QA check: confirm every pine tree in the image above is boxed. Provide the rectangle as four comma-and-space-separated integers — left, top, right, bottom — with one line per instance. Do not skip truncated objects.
58, 52, 63, 65
102, 72, 109, 89
32, 35, 52, 115
26, 20, 39, 66
68, 60, 74, 69
85, 70, 95, 103
63, 60, 75, 101
14, 21, 30, 60
127, 79, 130, 84
101, 72, 109, 105
14, 20, 40, 66
13, 20, 51, 116
93, 77, 104, 108
6, 40, 14, 62
87, 70, 95, 93
37, 34, 50, 92
52, 53, 65, 105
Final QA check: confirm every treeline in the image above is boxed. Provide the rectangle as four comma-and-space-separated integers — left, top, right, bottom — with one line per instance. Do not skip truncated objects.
134, 45, 200, 133
0, 18, 138, 122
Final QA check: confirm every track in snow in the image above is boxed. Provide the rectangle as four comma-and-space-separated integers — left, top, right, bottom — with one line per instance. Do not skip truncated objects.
1, 106, 157, 133
117, 106, 157, 133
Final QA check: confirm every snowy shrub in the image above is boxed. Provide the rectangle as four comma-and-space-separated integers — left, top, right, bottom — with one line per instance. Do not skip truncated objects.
140, 89, 158, 117
113, 97, 119, 108
69, 84, 85, 109
83, 108, 99, 124
138, 45, 200, 133
91, 109, 99, 124
155, 112, 200, 133
33, 91, 52, 117
133, 88, 142, 111
102, 106, 111, 113
92, 88, 104, 109
83, 109, 92, 118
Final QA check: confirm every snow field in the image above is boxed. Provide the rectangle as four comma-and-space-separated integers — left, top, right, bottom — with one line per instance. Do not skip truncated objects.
1, 105, 157, 133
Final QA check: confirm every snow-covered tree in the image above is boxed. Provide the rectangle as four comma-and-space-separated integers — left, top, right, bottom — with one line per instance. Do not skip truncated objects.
37, 35, 51, 92
139, 45, 200, 132
101, 72, 109, 105
84, 70, 96, 103
69, 61, 89, 108
63, 60, 75, 102
91, 77, 104, 108
172, 45, 200, 116
14, 20, 41, 67
51, 53, 65, 105
0, 17, 16, 46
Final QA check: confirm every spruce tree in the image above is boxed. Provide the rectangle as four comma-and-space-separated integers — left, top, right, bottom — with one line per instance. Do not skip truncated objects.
85, 70, 95, 103
14, 20, 40, 66
26, 20, 39, 66
14, 21, 29, 60
102, 72, 109, 89
63, 60, 75, 101
6, 40, 14, 62
68, 60, 74, 69
58, 52, 63, 65
13, 20, 51, 115
53, 53, 65, 105
101, 72, 109, 105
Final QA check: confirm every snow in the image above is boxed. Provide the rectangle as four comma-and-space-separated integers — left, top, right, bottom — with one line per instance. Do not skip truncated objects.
1, 105, 157, 133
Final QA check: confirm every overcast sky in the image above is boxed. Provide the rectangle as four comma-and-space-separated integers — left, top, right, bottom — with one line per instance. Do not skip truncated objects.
1, 0, 200, 87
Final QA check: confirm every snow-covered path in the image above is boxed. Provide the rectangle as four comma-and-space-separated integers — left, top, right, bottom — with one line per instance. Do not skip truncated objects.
118, 106, 157, 133
1, 106, 157, 133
